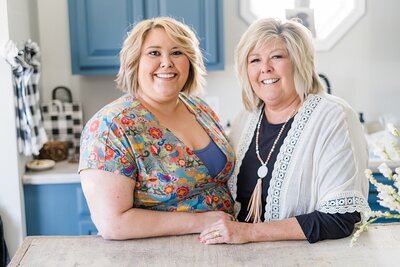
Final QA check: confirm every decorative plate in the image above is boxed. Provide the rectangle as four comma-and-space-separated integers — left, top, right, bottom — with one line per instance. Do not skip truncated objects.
26, 159, 56, 171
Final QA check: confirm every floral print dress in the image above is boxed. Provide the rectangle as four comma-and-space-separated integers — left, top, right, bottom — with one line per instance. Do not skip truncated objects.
79, 93, 235, 214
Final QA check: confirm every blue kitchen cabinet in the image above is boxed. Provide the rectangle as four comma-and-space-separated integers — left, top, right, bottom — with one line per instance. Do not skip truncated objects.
24, 183, 98, 236
68, 0, 224, 74
368, 173, 399, 223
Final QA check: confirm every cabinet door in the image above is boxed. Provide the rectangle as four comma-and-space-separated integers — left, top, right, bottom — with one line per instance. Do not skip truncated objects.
156, 0, 224, 70
68, 0, 224, 74
24, 183, 97, 235
68, 0, 145, 74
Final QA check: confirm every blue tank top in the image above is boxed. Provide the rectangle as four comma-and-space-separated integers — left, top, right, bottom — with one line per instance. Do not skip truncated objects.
193, 139, 227, 178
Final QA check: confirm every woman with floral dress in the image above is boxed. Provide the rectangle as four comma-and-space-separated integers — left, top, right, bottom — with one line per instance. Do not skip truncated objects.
79, 17, 235, 240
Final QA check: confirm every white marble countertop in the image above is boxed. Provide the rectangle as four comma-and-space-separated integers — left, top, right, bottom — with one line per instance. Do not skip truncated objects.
23, 160, 79, 184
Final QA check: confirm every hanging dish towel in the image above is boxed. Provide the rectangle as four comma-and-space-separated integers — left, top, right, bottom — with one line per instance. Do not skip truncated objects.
41, 86, 83, 162
3, 40, 48, 156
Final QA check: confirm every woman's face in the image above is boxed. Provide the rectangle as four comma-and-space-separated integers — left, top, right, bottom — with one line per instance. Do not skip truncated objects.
247, 39, 297, 108
137, 27, 190, 103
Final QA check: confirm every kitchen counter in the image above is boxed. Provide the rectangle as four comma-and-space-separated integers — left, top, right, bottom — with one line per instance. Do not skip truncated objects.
22, 158, 398, 185
9, 223, 400, 266
23, 160, 79, 184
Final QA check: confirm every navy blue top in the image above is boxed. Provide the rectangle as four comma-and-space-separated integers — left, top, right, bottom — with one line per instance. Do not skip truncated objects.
236, 113, 360, 243
193, 138, 227, 178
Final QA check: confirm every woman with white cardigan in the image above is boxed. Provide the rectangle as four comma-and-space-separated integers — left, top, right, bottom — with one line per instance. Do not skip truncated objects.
199, 18, 370, 244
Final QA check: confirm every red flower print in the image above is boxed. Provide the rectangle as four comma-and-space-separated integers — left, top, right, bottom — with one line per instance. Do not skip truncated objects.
150, 145, 159, 155
105, 146, 115, 160
89, 119, 100, 132
210, 111, 219, 122
206, 195, 213, 204
223, 200, 231, 208
176, 186, 189, 198
136, 117, 148, 123
164, 143, 173, 151
198, 103, 208, 114
186, 147, 194, 155
148, 177, 158, 183
178, 159, 186, 167
148, 127, 163, 139
120, 157, 128, 164
212, 195, 219, 202
164, 185, 174, 194
225, 161, 232, 173
121, 116, 134, 126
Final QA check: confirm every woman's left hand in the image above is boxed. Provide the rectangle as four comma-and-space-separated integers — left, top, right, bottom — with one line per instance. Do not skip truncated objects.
198, 218, 251, 244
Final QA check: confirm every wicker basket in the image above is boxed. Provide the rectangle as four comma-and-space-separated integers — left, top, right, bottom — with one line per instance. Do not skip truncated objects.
39, 141, 70, 162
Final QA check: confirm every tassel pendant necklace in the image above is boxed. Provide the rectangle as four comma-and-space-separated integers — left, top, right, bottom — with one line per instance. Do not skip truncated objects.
245, 108, 296, 223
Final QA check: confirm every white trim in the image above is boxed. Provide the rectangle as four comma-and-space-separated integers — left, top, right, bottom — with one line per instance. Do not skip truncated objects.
239, 0, 366, 51
315, 0, 366, 51
0, 0, 25, 257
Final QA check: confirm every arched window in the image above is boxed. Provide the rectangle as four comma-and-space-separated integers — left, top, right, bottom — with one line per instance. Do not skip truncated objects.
239, 0, 366, 51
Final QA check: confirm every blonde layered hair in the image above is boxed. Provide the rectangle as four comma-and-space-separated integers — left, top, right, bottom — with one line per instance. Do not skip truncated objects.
235, 18, 323, 111
116, 17, 206, 95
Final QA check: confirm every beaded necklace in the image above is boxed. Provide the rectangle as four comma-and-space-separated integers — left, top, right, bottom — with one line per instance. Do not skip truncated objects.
246, 108, 296, 223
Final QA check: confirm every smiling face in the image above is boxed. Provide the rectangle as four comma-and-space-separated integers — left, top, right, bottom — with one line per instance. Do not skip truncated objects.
137, 27, 190, 104
247, 39, 298, 108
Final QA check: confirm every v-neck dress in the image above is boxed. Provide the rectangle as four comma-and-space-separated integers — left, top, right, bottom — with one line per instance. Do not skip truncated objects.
79, 93, 235, 214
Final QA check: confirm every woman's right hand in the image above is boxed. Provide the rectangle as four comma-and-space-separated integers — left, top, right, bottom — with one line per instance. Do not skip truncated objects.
193, 211, 234, 232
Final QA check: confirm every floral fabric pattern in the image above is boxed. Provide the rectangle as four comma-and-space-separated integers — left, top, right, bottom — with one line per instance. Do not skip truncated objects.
79, 93, 235, 214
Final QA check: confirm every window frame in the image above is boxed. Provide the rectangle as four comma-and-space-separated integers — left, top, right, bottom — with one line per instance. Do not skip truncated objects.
239, 0, 366, 51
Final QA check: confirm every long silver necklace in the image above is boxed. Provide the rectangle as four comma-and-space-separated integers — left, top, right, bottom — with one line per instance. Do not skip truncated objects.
255, 112, 292, 179
246, 108, 296, 223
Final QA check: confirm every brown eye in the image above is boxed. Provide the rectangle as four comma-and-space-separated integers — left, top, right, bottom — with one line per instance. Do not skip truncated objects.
171, 51, 183, 56
249, 58, 260, 64
148, 51, 160, 56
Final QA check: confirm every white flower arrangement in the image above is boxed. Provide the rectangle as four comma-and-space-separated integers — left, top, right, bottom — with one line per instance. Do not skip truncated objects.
350, 125, 400, 246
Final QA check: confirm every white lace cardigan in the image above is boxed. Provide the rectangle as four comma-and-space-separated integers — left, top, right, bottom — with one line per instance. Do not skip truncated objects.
227, 93, 371, 222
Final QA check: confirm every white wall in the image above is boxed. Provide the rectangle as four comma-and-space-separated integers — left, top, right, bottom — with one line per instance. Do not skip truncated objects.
36, 0, 400, 127
316, 0, 400, 122
0, 0, 38, 258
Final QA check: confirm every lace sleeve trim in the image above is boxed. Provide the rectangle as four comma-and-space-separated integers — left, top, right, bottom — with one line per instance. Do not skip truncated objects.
318, 191, 371, 215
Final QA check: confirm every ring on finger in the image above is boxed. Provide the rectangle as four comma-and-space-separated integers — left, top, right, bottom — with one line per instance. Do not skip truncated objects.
213, 231, 221, 238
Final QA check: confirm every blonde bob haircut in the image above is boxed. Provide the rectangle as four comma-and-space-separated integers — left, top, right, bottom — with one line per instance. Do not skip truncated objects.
235, 18, 323, 111
116, 16, 206, 96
